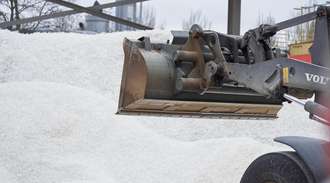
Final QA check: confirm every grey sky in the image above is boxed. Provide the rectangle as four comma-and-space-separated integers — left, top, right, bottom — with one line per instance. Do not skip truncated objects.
81, 0, 328, 33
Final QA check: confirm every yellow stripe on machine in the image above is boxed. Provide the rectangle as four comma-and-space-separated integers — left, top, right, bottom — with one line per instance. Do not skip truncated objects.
283, 67, 289, 84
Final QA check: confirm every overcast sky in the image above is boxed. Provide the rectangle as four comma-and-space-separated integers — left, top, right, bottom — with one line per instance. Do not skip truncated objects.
81, 0, 329, 33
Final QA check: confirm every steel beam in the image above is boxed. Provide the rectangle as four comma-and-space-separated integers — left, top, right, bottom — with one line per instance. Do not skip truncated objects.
46, 0, 152, 30
0, 0, 151, 30
273, 11, 318, 31
227, 0, 241, 35
261, 11, 320, 36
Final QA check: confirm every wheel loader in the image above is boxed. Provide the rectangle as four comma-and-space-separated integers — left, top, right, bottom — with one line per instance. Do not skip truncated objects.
117, 6, 330, 183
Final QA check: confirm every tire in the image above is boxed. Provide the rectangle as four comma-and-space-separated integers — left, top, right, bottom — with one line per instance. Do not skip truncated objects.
240, 151, 315, 183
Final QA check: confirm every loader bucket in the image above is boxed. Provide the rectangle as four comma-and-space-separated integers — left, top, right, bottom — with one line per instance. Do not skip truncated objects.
117, 34, 283, 119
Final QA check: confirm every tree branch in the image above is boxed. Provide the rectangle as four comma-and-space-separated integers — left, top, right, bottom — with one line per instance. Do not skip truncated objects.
0, 11, 8, 22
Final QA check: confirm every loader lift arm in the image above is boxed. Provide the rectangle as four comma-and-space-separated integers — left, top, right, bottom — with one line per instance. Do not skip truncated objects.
219, 6, 330, 123
169, 6, 330, 123
117, 6, 330, 121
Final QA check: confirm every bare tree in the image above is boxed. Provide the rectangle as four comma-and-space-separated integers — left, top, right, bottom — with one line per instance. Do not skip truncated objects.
291, 14, 315, 42
141, 7, 155, 28
52, 6, 84, 33
0, 0, 81, 33
0, 0, 61, 32
182, 10, 212, 30
158, 20, 166, 30
289, 0, 319, 43
257, 13, 276, 26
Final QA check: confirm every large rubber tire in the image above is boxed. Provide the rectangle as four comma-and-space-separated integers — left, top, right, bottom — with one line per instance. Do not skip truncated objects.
240, 151, 315, 183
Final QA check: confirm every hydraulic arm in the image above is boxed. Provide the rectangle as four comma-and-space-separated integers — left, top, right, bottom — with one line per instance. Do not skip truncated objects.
117, 6, 330, 121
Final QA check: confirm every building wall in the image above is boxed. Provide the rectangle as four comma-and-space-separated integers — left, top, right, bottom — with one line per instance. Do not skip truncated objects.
85, 1, 110, 33
115, 0, 139, 31
86, 15, 110, 33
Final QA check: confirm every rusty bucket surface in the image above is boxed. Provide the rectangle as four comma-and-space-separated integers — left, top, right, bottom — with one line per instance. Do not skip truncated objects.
117, 38, 282, 119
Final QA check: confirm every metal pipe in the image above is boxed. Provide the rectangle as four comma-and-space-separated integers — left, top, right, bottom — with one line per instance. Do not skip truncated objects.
283, 94, 306, 106
139, 1, 143, 23
0, 0, 150, 29
272, 11, 318, 32
304, 101, 330, 122
284, 94, 330, 124
176, 78, 203, 91
174, 50, 199, 62
227, 0, 241, 35
45, 0, 153, 30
